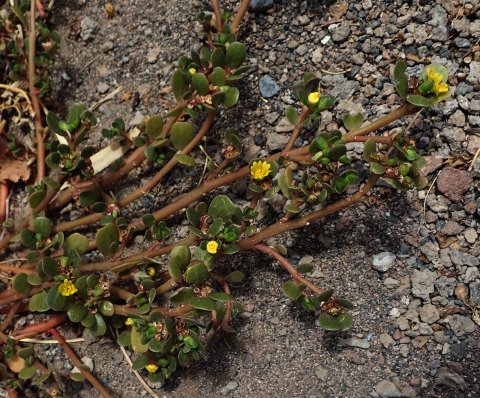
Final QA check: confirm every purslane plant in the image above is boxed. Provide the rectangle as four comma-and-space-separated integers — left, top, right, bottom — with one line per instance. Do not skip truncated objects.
0, 0, 452, 396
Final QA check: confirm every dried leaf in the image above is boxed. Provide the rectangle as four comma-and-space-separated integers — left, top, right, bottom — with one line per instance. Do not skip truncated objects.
329, 1, 348, 18
120, 91, 132, 102
440, 306, 463, 318
412, 335, 430, 349
473, 309, 480, 326
6, 354, 25, 373
0, 156, 31, 183
455, 283, 469, 306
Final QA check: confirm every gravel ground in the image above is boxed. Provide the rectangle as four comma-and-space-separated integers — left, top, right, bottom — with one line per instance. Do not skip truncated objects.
2, 0, 480, 397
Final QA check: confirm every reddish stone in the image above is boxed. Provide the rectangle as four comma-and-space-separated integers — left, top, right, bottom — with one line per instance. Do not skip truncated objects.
441, 221, 464, 236
437, 167, 473, 202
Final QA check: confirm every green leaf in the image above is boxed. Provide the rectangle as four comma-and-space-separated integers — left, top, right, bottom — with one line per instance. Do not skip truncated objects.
70, 372, 86, 382
336, 298, 354, 309
67, 304, 88, 322
211, 67, 226, 86
185, 263, 208, 285
370, 162, 385, 175
318, 313, 341, 331
170, 287, 194, 304
13, 273, 31, 294
188, 297, 217, 311
46, 112, 64, 136
29, 190, 46, 208
168, 261, 183, 282
172, 70, 189, 101
65, 233, 89, 255
208, 218, 223, 237
17, 347, 34, 359
90, 313, 107, 336
46, 284, 67, 311
29, 291, 49, 312
208, 195, 236, 221
19, 365, 37, 380
223, 244, 239, 254
285, 105, 298, 125
223, 87, 239, 107
95, 223, 119, 258
343, 113, 364, 131
68, 103, 86, 127
186, 207, 199, 227
419, 62, 448, 83
192, 73, 210, 95
132, 354, 149, 370
212, 92, 226, 106
225, 42, 246, 68
81, 312, 95, 328
170, 245, 191, 270
171, 122, 193, 150
209, 292, 234, 302
285, 204, 301, 213
226, 271, 244, 283
211, 48, 225, 68
297, 263, 313, 274
317, 289, 334, 302
393, 60, 408, 98
146, 115, 164, 140
42, 177, 60, 189
406, 94, 434, 108
328, 144, 347, 161
282, 281, 301, 299
338, 311, 353, 331
117, 330, 131, 347
27, 273, 43, 286
131, 326, 148, 353
78, 191, 98, 207
175, 154, 196, 166
99, 300, 114, 316
363, 139, 377, 162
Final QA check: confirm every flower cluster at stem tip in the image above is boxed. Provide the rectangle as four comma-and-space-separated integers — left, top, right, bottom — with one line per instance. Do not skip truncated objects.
125, 318, 135, 326
206, 240, 219, 254
58, 279, 78, 296
250, 161, 271, 181
145, 364, 158, 373
147, 266, 156, 277
426, 68, 448, 96
308, 92, 320, 106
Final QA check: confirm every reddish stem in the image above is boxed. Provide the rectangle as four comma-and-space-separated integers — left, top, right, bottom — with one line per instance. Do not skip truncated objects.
49, 328, 114, 398
0, 302, 21, 332
12, 313, 67, 339
0, 180, 8, 224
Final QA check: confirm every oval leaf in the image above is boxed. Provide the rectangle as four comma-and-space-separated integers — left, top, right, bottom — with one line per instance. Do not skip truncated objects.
171, 122, 193, 150
95, 223, 119, 258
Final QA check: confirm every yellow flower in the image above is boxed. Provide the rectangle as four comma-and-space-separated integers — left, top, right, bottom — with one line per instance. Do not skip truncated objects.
147, 267, 156, 277
206, 240, 219, 254
125, 318, 135, 326
145, 364, 159, 373
58, 279, 78, 297
189, 68, 196, 75
426, 68, 448, 96
250, 161, 271, 181
308, 91, 320, 106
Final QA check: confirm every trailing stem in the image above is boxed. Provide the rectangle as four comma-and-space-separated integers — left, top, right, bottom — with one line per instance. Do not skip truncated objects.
49, 328, 114, 398
231, 0, 252, 33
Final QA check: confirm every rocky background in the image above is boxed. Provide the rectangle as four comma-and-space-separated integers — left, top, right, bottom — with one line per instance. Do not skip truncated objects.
3, 0, 480, 397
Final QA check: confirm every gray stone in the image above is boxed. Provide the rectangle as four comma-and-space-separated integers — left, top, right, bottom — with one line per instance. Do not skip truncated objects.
331, 21, 351, 42
82, 328, 99, 345
338, 337, 370, 349
447, 110, 466, 127
72, 356, 94, 374
448, 314, 476, 337
437, 167, 473, 202
312, 48, 323, 63
420, 241, 438, 261
418, 303, 440, 324
449, 343, 467, 359
411, 269, 437, 300
80, 17, 99, 41
372, 252, 396, 272
375, 380, 402, 398
329, 80, 359, 99
315, 365, 328, 381
469, 282, 480, 306
435, 276, 456, 297
266, 132, 289, 151
434, 367, 467, 391
454, 37, 470, 48
249, 0, 274, 13
97, 82, 109, 94
259, 75, 280, 98
379, 333, 395, 348
466, 61, 480, 85
464, 228, 478, 244
221, 381, 238, 396
464, 267, 480, 284
295, 44, 308, 56
428, 5, 448, 41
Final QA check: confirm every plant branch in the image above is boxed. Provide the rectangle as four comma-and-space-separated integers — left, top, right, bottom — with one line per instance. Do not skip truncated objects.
231, 0, 252, 33
28, 0, 45, 185
12, 312, 67, 340
49, 327, 114, 398
211, 0, 223, 34
282, 106, 311, 155
343, 102, 419, 142
239, 174, 381, 250
254, 244, 323, 295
